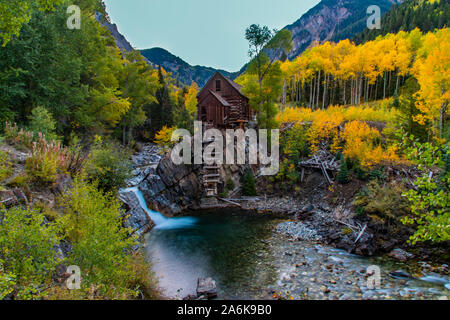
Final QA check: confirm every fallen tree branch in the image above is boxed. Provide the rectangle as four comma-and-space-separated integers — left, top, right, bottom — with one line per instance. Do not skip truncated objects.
335, 219, 358, 232
354, 224, 368, 244
217, 197, 242, 207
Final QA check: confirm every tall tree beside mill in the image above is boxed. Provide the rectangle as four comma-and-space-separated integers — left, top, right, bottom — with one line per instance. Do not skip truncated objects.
241, 25, 293, 129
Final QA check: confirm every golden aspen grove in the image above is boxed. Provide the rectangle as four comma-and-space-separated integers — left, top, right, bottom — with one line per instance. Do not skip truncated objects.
252, 27, 449, 245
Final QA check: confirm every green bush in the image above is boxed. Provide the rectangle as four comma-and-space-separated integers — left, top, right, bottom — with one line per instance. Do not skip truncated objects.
226, 178, 235, 191
57, 178, 158, 299
337, 154, 350, 184
25, 136, 68, 185
354, 181, 410, 223
242, 169, 257, 196
28, 107, 58, 142
368, 167, 387, 182
84, 139, 132, 193
0, 150, 12, 183
6, 174, 28, 188
401, 140, 449, 244
4, 123, 33, 150
0, 207, 63, 299
218, 191, 228, 198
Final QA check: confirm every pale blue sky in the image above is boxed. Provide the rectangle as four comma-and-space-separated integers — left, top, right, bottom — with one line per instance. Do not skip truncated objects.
103, 0, 319, 72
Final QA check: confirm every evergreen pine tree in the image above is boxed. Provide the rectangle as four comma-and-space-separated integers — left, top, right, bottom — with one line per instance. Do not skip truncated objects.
147, 66, 174, 136
337, 154, 350, 184
242, 169, 257, 196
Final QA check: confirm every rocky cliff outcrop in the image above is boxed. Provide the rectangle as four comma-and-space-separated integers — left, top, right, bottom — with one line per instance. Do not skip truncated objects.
278, 0, 403, 59
141, 154, 202, 216
119, 144, 249, 233
119, 144, 203, 237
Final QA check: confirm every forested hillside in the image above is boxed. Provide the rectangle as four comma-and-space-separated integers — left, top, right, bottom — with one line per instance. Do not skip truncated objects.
278, 0, 402, 59
355, 0, 449, 43
140, 47, 241, 87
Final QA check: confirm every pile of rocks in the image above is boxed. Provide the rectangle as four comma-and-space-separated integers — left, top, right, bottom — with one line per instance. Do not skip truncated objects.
276, 221, 322, 241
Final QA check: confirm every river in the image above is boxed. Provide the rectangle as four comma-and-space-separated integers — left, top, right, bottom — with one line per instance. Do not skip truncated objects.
143, 208, 450, 300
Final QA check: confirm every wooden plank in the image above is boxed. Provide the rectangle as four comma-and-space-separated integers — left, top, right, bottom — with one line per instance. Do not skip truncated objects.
204, 179, 221, 184
320, 162, 332, 185
204, 174, 220, 178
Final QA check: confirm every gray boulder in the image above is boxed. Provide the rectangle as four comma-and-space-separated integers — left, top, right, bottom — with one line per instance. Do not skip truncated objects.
197, 278, 218, 299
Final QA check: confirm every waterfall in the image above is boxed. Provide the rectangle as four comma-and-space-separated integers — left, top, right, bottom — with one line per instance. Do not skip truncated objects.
125, 187, 197, 230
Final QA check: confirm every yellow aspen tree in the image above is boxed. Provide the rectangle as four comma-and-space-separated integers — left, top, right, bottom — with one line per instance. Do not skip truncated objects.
413, 29, 450, 138
185, 82, 199, 116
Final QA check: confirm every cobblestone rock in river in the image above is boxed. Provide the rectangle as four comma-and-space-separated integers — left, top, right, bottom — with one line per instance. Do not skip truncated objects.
388, 248, 415, 262
197, 278, 218, 299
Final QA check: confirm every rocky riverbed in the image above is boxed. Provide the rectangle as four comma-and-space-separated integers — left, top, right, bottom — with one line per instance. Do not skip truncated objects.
267, 231, 449, 300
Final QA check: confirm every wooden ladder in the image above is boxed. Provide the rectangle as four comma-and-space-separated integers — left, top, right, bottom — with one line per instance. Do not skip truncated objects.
202, 129, 221, 197
203, 164, 220, 197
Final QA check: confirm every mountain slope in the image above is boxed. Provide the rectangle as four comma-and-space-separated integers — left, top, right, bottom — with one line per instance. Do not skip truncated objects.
283, 0, 403, 59
140, 48, 241, 87
354, 0, 449, 44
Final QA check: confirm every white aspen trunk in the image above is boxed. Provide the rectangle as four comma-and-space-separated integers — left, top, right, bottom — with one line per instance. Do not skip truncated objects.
322, 73, 328, 109
316, 70, 321, 109
343, 80, 346, 105
396, 74, 400, 94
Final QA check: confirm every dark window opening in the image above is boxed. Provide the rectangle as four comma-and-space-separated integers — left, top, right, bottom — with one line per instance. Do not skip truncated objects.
216, 80, 221, 91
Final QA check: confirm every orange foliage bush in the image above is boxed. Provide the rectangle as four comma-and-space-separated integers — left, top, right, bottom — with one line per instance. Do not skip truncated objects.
342, 121, 399, 167
277, 104, 402, 166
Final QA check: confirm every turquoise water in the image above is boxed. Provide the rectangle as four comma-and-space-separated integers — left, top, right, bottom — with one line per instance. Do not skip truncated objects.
126, 187, 197, 229
145, 210, 278, 299
144, 209, 450, 300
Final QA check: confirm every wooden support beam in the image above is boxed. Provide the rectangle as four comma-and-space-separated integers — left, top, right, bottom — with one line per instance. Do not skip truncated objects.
217, 197, 242, 207
320, 162, 332, 185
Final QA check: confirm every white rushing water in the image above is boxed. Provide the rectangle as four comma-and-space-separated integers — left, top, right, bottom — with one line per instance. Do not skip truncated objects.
126, 187, 197, 230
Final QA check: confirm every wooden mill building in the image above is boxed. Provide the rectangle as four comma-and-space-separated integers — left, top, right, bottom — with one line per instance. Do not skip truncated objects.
197, 72, 251, 129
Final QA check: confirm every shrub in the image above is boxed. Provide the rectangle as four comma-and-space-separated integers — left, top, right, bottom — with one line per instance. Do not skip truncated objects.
275, 158, 300, 184
354, 181, 410, 223
401, 140, 449, 244
226, 178, 235, 191
154, 126, 176, 154
242, 169, 257, 196
6, 174, 28, 188
342, 120, 399, 168
28, 107, 58, 142
281, 123, 309, 160
4, 123, 33, 149
337, 154, 350, 184
84, 139, 132, 193
65, 133, 89, 176
276, 100, 399, 124
57, 178, 158, 299
0, 150, 12, 183
0, 207, 63, 299
25, 134, 69, 185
